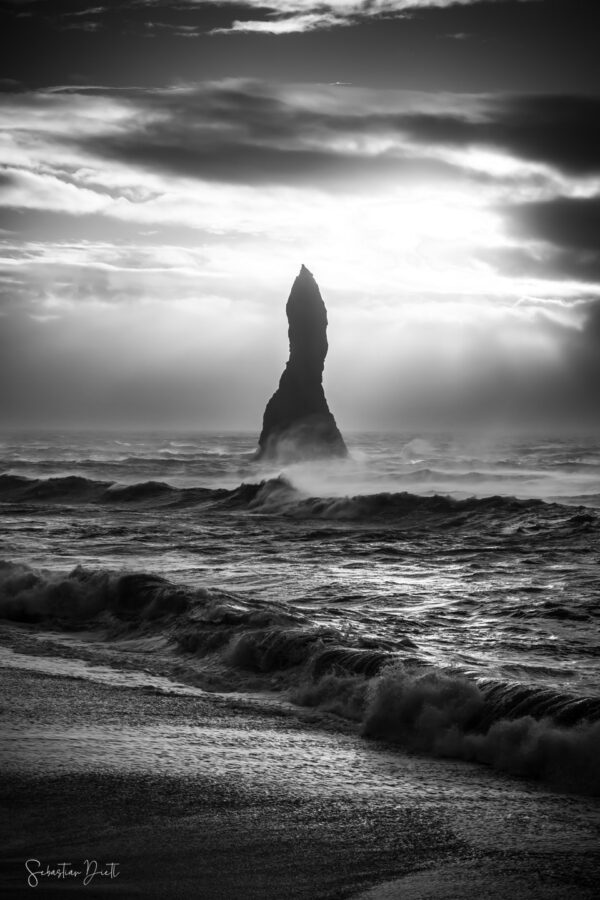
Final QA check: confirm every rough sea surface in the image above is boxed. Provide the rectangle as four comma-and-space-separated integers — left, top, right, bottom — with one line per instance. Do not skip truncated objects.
1, 430, 599, 796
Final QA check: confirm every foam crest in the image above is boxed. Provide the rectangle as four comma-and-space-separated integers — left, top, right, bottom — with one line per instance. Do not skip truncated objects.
0, 561, 191, 624
362, 666, 600, 794
2, 474, 599, 538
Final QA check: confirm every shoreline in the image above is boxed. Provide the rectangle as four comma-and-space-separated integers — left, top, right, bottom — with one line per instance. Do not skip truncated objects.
2, 650, 600, 899
1, 665, 465, 898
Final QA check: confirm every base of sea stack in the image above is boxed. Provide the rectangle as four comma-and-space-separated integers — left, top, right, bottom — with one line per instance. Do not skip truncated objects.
256, 414, 348, 462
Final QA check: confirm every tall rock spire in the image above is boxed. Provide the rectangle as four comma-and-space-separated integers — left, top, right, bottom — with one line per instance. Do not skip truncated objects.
256, 265, 347, 461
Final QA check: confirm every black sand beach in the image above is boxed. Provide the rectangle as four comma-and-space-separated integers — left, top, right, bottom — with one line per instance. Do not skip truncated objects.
2, 629, 599, 900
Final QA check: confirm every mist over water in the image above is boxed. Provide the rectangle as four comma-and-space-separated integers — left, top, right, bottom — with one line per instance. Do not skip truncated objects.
1, 430, 599, 503
1, 429, 599, 794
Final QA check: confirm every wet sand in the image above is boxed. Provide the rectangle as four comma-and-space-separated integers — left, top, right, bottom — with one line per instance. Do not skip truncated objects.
1, 659, 600, 899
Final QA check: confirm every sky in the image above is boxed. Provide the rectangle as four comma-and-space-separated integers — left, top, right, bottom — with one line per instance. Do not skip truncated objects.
0, 0, 599, 431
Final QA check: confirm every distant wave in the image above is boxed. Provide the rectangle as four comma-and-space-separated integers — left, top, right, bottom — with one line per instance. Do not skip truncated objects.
0, 452, 232, 466
3, 470, 598, 521
557, 493, 600, 508
0, 473, 221, 506
237, 476, 551, 520
1, 473, 599, 552
1, 559, 599, 795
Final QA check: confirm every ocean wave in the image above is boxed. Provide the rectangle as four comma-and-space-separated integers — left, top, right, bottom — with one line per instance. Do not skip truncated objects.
557, 493, 600, 508
0, 453, 229, 466
2, 560, 599, 794
0, 473, 221, 507
2, 472, 598, 529
362, 667, 600, 795
228, 478, 600, 537
292, 665, 600, 794
0, 561, 191, 624
104, 480, 183, 502
399, 467, 539, 483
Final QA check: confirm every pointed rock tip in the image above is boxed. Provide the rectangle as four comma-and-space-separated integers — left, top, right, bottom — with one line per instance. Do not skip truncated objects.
299, 263, 313, 279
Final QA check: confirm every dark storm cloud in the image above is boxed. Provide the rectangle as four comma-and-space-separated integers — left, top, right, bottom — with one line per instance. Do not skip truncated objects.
0, 78, 24, 91
481, 246, 600, 286
202, 1, 542, 36
69, 81, 469, 188
71, 82, 600, 191
91, 138, 460, 186
397, 95, 600, 175
507, 197, 600, 253
0, 1, 108, 26
2, 0, 599, 96
0, 2, 536, 36
490, 197, 600, 285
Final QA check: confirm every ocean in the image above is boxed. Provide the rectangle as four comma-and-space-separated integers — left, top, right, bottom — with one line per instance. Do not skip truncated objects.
1, 429, 599, 799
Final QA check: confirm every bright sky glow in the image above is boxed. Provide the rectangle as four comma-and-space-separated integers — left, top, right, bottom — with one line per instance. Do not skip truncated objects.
1, 43, 599, 430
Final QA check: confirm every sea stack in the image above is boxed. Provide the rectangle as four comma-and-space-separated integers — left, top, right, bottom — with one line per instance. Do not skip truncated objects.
256, 265, 347, 461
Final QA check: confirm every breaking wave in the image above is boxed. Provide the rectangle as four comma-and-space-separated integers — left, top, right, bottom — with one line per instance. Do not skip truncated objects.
362, 667, 600, 795
0, 561, 192, 624
1, 473, 597, 534
1, 559, 599, 795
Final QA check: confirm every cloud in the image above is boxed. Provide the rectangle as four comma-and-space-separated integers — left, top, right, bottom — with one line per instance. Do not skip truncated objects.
1, 80, 599, 303
40, 82, 596, 203
394, 95, 600, 176
2, 242, 597, 429
41, 81, 596, 197
507, 197, 600, 253
211, 13, 343, 36
186, 2, 535, 37
90, 128, 460, 189
0, 167, 113, 214
491, 197, 600, 287
1, 1, 535, 37
478, 245, 600, 287
3, 80, 594, 183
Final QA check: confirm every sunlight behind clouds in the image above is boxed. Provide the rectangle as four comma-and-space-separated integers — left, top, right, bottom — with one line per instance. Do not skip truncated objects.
1, 80, 599, 428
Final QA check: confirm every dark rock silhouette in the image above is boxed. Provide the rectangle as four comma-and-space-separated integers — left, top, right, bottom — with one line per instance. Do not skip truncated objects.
256, 265, 347, 461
